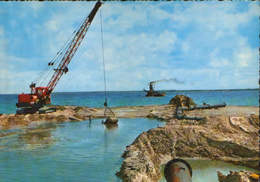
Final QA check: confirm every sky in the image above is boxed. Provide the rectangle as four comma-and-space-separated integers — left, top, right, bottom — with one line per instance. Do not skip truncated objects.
0, 1, 259, 94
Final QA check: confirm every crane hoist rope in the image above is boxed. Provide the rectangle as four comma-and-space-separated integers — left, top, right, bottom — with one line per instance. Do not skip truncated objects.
100, 9, 107, 104
99, 8, 116, 118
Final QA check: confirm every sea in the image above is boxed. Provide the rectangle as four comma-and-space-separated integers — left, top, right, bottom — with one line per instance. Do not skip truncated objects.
0, 89, 258, 182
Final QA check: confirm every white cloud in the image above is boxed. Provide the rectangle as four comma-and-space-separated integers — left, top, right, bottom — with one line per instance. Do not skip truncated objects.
209, 49, 229, 68
103, 3, 149, 31
0, 26, 11, 93
171, 2, 259, 32
235, 47, 256, 68
45, 19, 59, 32
210, 58, 229, 68
0, 1, 259, 93
28, 2, 44, 12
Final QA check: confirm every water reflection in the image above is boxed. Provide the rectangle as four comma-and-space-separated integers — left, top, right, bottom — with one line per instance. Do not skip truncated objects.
104, 124, 118, 130
0, 123, 57, 150
88, 116, 92, 128
103, 124, 118, 153
18, 128, 54, 148
0, 118, 164, 182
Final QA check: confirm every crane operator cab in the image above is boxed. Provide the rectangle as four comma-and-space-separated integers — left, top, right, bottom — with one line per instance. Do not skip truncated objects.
16, 83, 51, 114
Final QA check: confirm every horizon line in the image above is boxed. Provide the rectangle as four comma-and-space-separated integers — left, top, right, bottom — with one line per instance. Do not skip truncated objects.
0, 88, 258, 95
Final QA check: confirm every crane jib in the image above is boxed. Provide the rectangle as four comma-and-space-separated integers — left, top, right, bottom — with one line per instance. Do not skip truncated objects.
47, 1, 102, 93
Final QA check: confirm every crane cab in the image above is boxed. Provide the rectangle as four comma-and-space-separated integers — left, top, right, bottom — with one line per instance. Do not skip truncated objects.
16, 86, 51, 114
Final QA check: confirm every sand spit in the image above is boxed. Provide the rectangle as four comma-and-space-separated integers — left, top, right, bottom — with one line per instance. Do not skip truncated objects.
0, 105, 174, 130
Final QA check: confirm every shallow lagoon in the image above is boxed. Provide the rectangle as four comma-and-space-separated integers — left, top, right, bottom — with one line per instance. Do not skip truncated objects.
0, 118, 164, 182
0, 118, 257, 182
0, 90, 258, 181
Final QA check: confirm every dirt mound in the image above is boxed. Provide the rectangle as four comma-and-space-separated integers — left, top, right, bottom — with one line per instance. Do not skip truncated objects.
169, 95, 196, 108
117, 110, 259, 182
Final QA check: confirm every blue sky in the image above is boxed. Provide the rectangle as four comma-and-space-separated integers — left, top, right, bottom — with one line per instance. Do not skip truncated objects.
0, 1, 259, 94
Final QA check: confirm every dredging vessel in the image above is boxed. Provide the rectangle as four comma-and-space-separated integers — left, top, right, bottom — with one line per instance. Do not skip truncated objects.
144, 81, 166, 97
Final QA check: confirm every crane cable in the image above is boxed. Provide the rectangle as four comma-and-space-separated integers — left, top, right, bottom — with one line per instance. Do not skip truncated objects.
100, 9, 107, 104
99, 8, 115, 117
34, 15, 86, 86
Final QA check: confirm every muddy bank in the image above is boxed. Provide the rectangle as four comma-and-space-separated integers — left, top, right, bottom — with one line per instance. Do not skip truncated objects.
0, 105, 174, 130
117, 106, 259, 182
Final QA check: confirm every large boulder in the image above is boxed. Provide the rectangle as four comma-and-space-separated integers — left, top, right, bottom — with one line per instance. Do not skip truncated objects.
169, 95, 196, 108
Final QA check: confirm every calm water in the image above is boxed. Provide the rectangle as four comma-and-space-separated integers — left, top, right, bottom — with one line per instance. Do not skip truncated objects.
0, 89, 258, 114
160, 160, 258, 182
0, 118, 164, 182
0, 90, 258, 181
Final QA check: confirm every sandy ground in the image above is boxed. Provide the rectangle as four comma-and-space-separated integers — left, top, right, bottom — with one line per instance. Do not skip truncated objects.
0, 105, 258, 130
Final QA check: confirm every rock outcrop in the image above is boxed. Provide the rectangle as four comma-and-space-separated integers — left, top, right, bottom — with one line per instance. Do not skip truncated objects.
218, 171, 259, 182
117, 107, 259, 182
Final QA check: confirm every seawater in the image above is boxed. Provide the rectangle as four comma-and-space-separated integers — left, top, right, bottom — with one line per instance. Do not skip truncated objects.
0, 89, 258, 114
0, 118, 164, 182
0, 90, 258, 182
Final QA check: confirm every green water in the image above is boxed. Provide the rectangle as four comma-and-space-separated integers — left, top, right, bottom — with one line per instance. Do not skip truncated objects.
160, 160, 258, 182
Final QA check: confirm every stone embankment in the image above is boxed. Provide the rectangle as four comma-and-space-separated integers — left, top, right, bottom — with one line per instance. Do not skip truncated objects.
117, 96, 259, 182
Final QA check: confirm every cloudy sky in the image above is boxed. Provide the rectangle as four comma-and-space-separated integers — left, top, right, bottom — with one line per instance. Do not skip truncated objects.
0, 1, 259, 94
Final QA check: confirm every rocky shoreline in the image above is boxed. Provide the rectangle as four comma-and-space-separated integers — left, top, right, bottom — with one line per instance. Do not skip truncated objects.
117, 105, 259, 182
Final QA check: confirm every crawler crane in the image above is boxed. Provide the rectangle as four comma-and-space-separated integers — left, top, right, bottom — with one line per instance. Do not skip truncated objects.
16, 2, 102, 114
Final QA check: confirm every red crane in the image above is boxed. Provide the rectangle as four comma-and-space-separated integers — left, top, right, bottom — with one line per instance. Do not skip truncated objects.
16, 1, 102, 114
